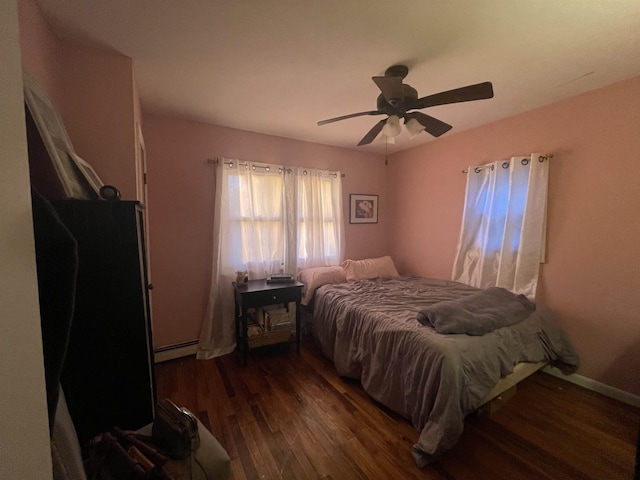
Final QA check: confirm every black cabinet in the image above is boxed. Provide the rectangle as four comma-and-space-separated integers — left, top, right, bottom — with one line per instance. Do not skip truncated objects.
53, 200, 155, 446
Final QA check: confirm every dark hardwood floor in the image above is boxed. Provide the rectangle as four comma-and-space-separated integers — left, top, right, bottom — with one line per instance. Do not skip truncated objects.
155, 337, 639, 479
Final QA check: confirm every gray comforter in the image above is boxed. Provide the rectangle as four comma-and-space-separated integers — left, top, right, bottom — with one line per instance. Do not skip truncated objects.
312, 276, 579, 467
417, 286, 536, 335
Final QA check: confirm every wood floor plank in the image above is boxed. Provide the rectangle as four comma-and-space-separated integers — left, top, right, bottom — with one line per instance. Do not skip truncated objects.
155, 337, 639, 479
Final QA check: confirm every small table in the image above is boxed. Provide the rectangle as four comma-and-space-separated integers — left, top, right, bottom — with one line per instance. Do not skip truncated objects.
233, 279, 304, 366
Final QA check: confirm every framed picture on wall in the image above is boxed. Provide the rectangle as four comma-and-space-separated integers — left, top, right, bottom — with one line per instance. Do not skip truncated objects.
350, 194, 378, 224
23, 72, 91, 199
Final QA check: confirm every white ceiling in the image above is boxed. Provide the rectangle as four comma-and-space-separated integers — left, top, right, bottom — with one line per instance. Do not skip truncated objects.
36, 0, 640, 154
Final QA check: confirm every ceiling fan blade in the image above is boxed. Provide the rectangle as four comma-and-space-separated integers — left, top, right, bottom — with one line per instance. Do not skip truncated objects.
411, 82, 494, 110
405, 112, 452, 137
357, 119, 386, 146
317, 110, 384, 126
372, 76, 404, 104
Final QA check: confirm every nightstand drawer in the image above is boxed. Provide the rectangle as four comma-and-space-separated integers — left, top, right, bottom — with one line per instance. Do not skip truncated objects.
243, 286, 301, 308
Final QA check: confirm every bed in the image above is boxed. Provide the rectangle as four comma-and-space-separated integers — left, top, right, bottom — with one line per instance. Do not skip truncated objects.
308, 270, 579, 466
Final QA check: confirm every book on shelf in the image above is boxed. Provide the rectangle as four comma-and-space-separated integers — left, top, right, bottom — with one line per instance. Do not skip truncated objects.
271, 320, 293, 331
247, 325, 263, 337
258, 305, 294, 333
246, 307, 295, 339
266, 273, 295, 284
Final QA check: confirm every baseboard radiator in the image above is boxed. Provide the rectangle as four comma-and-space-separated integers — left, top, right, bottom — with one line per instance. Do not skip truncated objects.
154, 340, 199, 363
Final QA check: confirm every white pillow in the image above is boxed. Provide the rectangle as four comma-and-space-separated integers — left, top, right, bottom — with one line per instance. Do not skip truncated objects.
298, 266, 347, 305
341, 256, 399, 281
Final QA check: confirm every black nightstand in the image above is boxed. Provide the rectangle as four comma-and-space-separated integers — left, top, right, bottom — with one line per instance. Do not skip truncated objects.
233, 279, 303, 365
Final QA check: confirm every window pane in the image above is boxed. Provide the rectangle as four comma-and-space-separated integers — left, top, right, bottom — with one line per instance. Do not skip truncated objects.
225, 164, 342, 271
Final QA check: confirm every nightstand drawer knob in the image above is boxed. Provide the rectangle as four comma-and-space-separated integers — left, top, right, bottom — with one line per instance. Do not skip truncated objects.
272, 295, 277, 300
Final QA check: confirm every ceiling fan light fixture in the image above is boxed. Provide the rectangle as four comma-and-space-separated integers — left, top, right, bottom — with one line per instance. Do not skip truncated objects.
382, 115, 401, 137
405, 117, 425, 138
316, 65, 493, 147
384, 135, 396, 145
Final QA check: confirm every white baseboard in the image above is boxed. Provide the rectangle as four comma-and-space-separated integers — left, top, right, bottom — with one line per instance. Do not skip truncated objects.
154, 340, 199, 363
543, 366, 640, 408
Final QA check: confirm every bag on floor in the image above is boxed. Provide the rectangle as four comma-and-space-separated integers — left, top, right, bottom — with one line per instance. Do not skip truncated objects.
152, 399, 200, 460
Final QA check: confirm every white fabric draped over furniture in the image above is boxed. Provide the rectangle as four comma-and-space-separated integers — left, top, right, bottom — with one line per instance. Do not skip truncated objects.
197, 158, 344, 359
452, 153, 549, 299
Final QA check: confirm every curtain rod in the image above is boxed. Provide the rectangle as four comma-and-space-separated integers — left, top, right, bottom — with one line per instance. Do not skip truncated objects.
461, 154, 553, 174
206, 157, 346, 177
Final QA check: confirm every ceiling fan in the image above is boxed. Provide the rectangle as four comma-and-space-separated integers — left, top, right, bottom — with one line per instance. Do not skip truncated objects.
317, 65, 494, 146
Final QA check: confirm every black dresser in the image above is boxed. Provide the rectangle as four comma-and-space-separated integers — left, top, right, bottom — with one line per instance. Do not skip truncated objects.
53, 200, 156, 446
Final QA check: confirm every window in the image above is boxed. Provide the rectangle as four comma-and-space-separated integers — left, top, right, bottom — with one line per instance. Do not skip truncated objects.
296, 172, 342, 267
452, 154, 549, 298
222, 161, 344, 277
227, 172, 285, 270
199, 159, 344, 358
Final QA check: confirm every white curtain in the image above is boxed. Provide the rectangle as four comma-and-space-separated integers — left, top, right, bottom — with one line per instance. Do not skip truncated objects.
451, 153, 549, 298
293, 166, 345, 270
197, 159, 344, 359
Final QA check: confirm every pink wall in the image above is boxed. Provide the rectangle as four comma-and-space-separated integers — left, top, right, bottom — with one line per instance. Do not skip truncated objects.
17, 0, 64, 106
60, 44, 138, 200
388, 76, 640, 396
18, 0, 139, 201
142, 113, 388, 347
